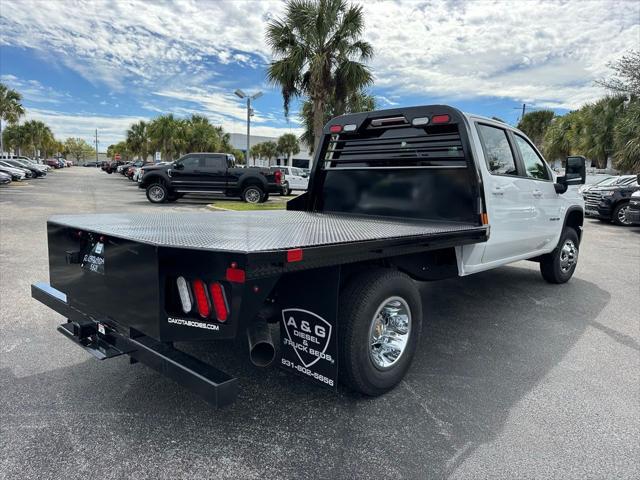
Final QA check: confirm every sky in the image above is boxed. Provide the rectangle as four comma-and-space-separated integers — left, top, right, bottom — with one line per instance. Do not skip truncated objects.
0, 0, 638, 150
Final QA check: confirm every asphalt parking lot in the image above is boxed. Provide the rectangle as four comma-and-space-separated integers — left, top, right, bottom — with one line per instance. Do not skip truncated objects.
1, 167, 638, 479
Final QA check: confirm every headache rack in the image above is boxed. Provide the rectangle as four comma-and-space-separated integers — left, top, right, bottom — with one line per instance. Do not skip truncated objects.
324, 123, 466, 170
296, 105, 484, 224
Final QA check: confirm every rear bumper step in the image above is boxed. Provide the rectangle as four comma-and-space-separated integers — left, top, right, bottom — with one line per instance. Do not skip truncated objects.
31, 282, 238, 407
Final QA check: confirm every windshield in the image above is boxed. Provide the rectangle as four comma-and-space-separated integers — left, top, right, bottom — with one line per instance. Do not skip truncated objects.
615, 176, 636, 185
591, 176, 617, 187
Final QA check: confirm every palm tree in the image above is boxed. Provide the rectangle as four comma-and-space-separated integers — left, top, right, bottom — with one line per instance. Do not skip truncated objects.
126, 121, 150, 161
300, 89, 375, 152
2, 124, 27, 155
261, 141, 278, 166
613, 100, 640, 173
21, 120, 52, 159
517, 110, 555, 149
0, 83, 25, 155
250, 143, 263, 163
277, 133, 300, 166
579, 96, 626, 168
148, 114, 180, 161
266, 0, 373, 158
544, 112, 580, 162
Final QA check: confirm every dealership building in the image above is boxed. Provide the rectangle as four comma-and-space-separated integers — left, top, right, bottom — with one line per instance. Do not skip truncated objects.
228, 133, 312, 169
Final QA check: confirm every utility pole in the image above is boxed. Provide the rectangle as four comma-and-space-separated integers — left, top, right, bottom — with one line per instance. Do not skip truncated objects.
95, 129, 99, 166
234, 89, 263, 166
521, 103, 526, 120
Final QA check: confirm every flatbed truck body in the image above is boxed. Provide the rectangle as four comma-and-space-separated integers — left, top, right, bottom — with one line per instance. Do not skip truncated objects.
32, 105, 585, 406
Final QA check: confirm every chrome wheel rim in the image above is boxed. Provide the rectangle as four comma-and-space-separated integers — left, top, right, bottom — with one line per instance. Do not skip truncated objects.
618, 205, 630, 225
369, 296, 411, 370
148, 185, 165, 202
559, 240, 578, 273
245, 188, 261, 203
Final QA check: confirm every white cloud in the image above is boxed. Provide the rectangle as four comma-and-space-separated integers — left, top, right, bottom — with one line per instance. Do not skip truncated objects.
0, 74, 70, 105
362, 0, 640, 109
25, 108, 147, 147
1, 0, 281, 91
2, 0, 638, 141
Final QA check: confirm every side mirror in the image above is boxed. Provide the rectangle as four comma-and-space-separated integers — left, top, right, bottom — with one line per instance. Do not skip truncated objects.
555, 155, 586, 193
173, 162, 183, 170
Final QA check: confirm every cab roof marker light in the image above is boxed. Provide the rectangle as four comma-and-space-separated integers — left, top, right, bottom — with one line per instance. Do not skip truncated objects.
329, 125, 343, 133
412, 117, 430, 126
431, 114, 451, 124
343, 124, 357, 132
176, 276, 192, 314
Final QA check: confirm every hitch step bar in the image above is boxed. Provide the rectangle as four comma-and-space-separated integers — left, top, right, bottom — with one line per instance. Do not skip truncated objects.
31, 282, 238, 407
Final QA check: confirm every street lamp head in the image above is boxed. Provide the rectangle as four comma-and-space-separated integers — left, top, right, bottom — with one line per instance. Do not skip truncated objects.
251, 91, 263, 100
234, 89, 247, 99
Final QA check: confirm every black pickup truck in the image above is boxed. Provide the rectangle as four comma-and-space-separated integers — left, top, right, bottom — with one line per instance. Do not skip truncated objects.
31, 105, 585, 407
139, 152, 283, 203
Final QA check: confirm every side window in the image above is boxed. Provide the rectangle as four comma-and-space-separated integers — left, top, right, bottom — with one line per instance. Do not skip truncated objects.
179, 156, 199, 170
476, 124, 518, 176
202, 156, 225, 169
514, 135, 550, 180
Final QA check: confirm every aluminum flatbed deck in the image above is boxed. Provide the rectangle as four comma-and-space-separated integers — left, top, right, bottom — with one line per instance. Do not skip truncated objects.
49, 210, 487, 254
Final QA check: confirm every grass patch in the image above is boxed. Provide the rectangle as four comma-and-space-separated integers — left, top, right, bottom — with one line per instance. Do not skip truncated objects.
209, 200, 286, 211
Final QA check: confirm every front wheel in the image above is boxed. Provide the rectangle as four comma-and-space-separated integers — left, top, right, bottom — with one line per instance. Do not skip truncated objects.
146, 183, 168, 203
241, 185, 264, 204
338, 269, 422, 396
612, 202, 632, 226
540, 227, 579, 283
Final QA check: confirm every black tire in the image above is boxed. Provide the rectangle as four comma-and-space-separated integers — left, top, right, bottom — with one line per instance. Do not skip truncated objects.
242, 185, 263, 204
279, 182, 291, 196
612, 202, 632, 226
338, 269, 422, 396
146, 183, 168, 203
540, 227, 579, 284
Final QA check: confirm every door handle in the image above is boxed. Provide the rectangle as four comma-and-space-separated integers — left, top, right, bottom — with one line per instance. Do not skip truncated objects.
491, 187, 504, 196
532, 189, 543, 198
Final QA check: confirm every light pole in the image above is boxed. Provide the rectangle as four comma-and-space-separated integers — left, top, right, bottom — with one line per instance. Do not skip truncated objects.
234, 89, 263, 166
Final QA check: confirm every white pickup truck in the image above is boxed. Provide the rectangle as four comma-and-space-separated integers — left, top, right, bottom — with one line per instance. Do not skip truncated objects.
32, 105, 586, 406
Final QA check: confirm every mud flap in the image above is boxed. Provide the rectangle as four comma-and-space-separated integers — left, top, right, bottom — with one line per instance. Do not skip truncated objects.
278, 266, 340, 389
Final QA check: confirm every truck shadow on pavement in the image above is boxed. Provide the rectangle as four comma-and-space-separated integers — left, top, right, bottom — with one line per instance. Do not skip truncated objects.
1, 264, 611, 479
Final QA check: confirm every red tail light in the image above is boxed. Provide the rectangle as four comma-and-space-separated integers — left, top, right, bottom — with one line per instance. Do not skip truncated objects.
191, 279, 210, 318
209, 282, 228, 322
274, 169, 282, 184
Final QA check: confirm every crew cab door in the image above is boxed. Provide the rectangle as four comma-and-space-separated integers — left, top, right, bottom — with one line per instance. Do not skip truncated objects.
170, 155, 200, 189
194, 154, 227, 190
475, 123, 539, 263
511, 133, 560, 251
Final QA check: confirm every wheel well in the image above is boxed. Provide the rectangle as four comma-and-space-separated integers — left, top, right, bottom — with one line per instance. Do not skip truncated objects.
145, 174, 165, 186
240, 179, 264, 191
565, 208, 584, 242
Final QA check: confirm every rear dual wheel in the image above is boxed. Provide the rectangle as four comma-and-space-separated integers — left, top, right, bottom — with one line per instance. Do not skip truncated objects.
242, 185, 266, 204
338, 269, 422, 396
